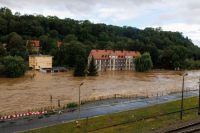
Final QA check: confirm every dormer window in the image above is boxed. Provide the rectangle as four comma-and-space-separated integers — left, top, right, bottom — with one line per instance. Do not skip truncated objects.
102, 55, 104, 57
105, 55, 107, 57
121, 56, 123, 58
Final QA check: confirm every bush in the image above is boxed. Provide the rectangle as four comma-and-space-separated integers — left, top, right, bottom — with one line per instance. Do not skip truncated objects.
67, 102, 78, 108
6, 61, 23, 78
0, 56, 27, 78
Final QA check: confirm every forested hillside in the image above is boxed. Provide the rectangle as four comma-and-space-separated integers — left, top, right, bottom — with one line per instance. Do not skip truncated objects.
0, 7, 200, 70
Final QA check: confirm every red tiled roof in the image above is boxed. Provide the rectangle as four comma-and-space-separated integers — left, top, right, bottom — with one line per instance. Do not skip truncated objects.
58, 42, 62, 47
90, 49, 141, 60
2, 43, 7, 47
26, 40, 40, 47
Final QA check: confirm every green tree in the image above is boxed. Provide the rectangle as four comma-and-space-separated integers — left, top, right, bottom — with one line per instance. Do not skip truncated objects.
10, 48, 19, 56
172, 46, 189, 69
64, 41, 86, 67
0, 62, 6, 76
7, 34, 23, 51
6, 61, 23, 78
24, 51, 29, 61
162, 49, 173, 69
1, 56, 26, 78
63, 34, 77, 43
133, 52, 153, 72
73, 56, 87, 76
87, 56, 98, 76
26, 40, 33, 52
0, 45, 6, 57
50, 29, 58, 38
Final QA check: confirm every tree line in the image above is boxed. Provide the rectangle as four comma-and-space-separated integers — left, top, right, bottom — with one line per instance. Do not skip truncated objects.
0, 7, 200, 74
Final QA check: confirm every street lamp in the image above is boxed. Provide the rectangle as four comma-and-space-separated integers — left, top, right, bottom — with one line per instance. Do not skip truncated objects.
179, 73, 188, 120
79, 83, 83, 122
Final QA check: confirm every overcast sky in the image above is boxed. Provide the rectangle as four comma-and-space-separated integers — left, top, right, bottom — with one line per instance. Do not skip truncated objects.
1, 0, 200, 46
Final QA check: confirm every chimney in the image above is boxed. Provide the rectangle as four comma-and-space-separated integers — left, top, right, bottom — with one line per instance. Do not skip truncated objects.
105, 49, 107, 52
121, 50, 123, 53
128, 51, 130, 53
113, 50, 115, 52
96, 49, 98, 52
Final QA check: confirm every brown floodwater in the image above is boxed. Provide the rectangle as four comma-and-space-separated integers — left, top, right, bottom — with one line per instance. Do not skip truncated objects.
0, 69, 199, 113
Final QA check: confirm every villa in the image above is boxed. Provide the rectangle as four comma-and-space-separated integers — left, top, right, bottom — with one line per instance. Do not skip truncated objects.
88, 49, 141, 71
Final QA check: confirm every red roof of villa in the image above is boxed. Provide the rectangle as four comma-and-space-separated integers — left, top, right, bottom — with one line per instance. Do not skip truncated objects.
90, 49, 141, 60
26, 40, 40, 47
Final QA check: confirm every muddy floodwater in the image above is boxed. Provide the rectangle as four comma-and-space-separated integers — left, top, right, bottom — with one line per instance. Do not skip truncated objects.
0, 70, 200, 113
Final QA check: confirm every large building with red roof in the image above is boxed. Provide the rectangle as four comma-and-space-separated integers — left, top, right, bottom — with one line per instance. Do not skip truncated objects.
26, 40, 40, 51
88, 49, 141, 71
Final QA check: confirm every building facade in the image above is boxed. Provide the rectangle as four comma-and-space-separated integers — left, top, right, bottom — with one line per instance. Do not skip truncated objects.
29, 55, 53, 69
88, 49, 141, 71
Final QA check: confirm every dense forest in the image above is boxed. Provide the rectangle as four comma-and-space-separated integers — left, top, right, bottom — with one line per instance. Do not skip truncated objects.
0, 7, 200, 70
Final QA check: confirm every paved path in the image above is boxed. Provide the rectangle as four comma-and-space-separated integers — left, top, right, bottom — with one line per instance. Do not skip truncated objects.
0, 90, 199, 133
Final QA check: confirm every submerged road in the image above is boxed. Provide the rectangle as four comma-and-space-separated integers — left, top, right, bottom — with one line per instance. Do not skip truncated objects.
0, 90, 199, 133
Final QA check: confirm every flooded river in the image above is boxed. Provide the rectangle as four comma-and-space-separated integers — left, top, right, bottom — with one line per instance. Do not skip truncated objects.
0, 70, 199, 113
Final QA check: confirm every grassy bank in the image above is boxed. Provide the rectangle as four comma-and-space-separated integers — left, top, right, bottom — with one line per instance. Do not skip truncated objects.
22, 96, 200, 133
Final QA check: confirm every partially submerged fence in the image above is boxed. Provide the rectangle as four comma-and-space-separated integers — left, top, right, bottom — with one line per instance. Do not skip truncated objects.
0, 86, 198, 120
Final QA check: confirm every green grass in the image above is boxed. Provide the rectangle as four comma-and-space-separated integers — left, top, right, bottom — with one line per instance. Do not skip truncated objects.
66, 102, 78, 108
21, 96, 200, 133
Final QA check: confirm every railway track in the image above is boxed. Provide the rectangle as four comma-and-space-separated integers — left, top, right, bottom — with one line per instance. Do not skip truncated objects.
164, 121, 200, 133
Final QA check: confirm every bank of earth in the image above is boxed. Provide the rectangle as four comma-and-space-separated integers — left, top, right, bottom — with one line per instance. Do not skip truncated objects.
22, 96, 200, 133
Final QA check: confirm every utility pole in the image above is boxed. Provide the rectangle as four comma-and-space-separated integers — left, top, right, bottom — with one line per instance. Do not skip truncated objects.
198, 77, 200, 115
50, 95, 52, 111
181, 75, 184, 120
79, 83, 83, 122
179, 73, 188, 120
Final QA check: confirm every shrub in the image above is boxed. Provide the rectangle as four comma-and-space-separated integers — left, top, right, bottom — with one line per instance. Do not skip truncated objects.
1, 56, 27, 78
67, 102, 78, 108
6, 61, 23, 78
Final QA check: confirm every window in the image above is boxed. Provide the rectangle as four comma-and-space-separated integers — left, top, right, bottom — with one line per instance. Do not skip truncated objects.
121, 60, 123, 62
124, 60, 125, 62
115, 60, 117, 62
121, 64, 122, 66
118, 64, 120, 66
105, 64, 107, 66
108, 64, 109, 66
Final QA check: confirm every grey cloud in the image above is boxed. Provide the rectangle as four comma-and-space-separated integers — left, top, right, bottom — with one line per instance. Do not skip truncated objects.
158, 0, 200, 25
1, 0, 200, 25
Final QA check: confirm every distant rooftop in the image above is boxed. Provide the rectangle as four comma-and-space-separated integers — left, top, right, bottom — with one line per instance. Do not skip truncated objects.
28, 55, 53, 57
26, 40, 40, 47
